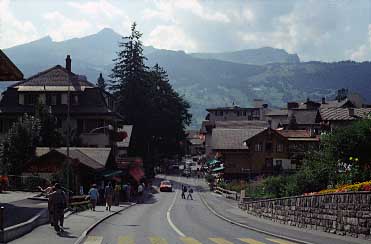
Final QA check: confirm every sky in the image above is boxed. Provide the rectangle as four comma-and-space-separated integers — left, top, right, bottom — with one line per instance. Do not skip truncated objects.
0, 0, 371, 62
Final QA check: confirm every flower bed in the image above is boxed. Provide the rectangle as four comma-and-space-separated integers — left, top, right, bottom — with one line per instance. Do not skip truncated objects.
305, 180, 371, 195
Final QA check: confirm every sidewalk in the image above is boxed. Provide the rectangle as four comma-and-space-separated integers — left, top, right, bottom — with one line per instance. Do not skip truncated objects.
9, 203, 134, 244
197, 182, 370, 244
0, 191, 47, 228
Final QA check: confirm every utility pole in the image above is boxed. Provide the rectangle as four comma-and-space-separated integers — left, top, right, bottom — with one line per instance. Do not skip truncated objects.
66, 55, 71, 190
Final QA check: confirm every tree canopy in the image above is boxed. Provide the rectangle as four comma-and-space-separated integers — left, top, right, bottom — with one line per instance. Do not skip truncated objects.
109, 23, 191, 172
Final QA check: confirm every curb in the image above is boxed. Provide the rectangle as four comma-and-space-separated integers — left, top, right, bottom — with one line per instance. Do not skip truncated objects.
198, 191, 314, 244
73, 203, 136, 244
0, 208, 49, 243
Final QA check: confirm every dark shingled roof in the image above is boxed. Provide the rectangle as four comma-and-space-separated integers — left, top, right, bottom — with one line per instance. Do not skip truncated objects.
276, 130, 313, 138
283, 110, 320, 125
320, 99, 354, 109
211, 128, 265, 150
265, 109, 288, 116
215, 120, 268, 129
11, 65, 94, 88
36, 147, 111, 170
0, 49, 23, 81
320, 108, 371, 121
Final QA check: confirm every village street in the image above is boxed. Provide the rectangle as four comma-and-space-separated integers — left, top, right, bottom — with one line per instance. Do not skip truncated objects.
81, 176, 369, 244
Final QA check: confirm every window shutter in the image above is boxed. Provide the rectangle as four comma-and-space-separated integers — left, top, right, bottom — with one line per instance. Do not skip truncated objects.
19, 94, 24, 105
61, 93, 68, 104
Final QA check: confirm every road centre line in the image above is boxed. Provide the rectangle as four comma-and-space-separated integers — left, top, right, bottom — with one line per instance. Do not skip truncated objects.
166, 189, 186, 237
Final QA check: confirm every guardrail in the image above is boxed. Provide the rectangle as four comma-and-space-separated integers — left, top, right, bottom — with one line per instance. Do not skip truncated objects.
214, 187, 240, 201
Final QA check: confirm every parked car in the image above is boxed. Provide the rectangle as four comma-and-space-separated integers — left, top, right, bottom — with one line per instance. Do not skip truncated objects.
160, 180, 173, 192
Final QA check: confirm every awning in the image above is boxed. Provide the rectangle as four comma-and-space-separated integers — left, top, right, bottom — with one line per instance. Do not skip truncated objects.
207, 159, 221, 165
212, 166, 224, 172
102, 170, 123, 178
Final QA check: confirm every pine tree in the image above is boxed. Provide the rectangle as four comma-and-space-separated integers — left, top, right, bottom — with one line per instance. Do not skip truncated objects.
109, 22, 151, 158
97, 73, 106, 91
148, 64, 192, 158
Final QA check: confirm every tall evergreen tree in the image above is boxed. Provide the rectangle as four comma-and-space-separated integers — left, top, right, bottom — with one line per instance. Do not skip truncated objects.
109, 22, 151, 158
148, 64, 191, 157
97, 73, 106, 91
110, 23, 192, 174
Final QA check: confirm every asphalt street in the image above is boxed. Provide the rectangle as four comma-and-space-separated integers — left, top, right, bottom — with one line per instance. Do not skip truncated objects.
84, 176, 298, 244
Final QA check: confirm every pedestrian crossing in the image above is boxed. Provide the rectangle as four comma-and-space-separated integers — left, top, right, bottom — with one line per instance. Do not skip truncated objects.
84, 236, 297, 244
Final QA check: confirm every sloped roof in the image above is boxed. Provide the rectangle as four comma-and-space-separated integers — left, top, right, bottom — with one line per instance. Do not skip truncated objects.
11, 65, 94, 88
36, 147, 111, 170
320, 108, 371, 121
320, 99, 354, 109
283, 110, 320, 125
215, 120, 268, 129
0, 50, 23, 81
211, 128, 265, 150
276, 130, 313, 138
265, 109, 288, 116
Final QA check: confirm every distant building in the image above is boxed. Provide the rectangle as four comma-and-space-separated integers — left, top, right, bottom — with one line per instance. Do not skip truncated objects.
201, 100, 269, 155
0, 49, 23, 81
212, 128, 319, 180
184, 130, 204, 156
320, 107, 371, 131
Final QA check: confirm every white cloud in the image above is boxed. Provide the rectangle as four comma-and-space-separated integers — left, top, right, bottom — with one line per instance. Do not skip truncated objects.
350, 24, 371, 61
145, 25, 197, 52
67, 0, 123, 19
142, 0, 230, 23
0, 0, 39, 48
43, 11, 92, 41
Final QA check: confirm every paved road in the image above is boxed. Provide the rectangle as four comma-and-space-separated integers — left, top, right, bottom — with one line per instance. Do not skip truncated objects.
84, 176, 298, 244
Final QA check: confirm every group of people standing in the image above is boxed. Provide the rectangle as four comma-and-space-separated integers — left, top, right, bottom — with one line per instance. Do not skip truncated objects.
181, 185, 194, 200
39, 182, 68, 234
87, 181, 146, 210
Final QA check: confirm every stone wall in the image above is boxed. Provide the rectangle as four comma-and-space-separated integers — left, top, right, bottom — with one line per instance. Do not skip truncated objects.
238, 192, 371, 239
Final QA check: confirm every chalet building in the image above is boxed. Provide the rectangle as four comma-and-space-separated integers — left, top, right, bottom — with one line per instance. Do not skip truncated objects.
200, 100, 269, 155
184, 130, 204, 156
0, 49, 23, 81
266, 91, 370, 132
212, 128, 319, 180
24, 147, 114, 193
320, 107, 371, 131
0, 55, 123, 147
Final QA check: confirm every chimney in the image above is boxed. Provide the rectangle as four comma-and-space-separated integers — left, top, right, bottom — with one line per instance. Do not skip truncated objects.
66, 55, 71, 72
322, 97, 326, 104
348, 108, 355, 117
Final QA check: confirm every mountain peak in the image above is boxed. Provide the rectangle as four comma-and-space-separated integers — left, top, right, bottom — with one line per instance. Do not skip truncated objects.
97, 27, 119, 36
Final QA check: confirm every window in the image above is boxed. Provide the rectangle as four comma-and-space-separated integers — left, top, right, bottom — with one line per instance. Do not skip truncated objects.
254, 143, 263, 152
265, 142, 272, 152
237, 111, 240, 116
275, 160, 282, 167
243, 111, 247, 116
276, 143, 284, 153
24, 94, 37, 105
72, 94, 79, 105
219, 111, 224, 116
51, 95, 57, 105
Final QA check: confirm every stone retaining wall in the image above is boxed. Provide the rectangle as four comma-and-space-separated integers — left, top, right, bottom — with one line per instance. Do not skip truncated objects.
238, 191, 371, 239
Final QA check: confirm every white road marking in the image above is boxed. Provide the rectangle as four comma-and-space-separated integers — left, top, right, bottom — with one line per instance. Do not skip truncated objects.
166, 188, 186, 237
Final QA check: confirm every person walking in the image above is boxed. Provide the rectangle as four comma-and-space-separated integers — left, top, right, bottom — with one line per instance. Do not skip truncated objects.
137, 183, 144, 203
39, 182, 55, 226
187, 187, 194, 200
181, 185, 187, 199
114, 183, 121, 206
88, 184, 99, 211
105, 182, 114, 211
49, 183, 67, 234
